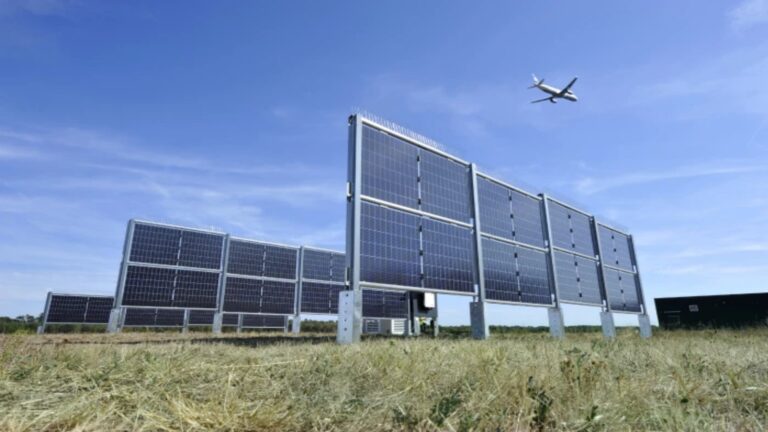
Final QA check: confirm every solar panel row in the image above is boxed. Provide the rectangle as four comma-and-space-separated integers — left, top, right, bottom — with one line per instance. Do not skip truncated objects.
44, 294, 113, 325
105, 220, 409, 333
349, 115, 647, 325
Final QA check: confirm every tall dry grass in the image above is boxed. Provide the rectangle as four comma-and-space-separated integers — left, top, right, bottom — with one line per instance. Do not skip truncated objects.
1, 329, 767, 431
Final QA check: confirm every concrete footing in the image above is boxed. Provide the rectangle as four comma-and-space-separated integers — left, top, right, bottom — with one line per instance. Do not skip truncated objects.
469, 301, 489, 340
548, 307, 565, 339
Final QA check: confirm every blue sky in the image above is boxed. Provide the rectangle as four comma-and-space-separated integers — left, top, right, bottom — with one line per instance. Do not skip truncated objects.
2, 1, 768, 327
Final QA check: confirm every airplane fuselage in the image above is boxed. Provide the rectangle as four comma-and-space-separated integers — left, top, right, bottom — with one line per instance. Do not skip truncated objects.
536, 83, 578, 102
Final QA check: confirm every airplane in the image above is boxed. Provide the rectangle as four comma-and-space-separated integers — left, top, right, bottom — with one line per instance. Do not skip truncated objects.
528, 74, 578, 104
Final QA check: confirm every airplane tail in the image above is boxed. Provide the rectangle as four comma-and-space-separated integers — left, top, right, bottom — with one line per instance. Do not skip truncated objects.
528, 74, 542, 89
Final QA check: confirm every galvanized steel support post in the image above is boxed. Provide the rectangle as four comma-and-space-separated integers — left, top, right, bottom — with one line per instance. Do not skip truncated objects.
108, 220, 135, 333
292, 247, 304, 335
592, 217, 616, 340
338, 115, 364, 344
541, 195, 565, 339
469, 163, 489, 340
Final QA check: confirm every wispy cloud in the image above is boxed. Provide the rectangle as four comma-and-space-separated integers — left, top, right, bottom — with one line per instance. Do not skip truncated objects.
730, 0, 768, 31
574, 162, 767, 195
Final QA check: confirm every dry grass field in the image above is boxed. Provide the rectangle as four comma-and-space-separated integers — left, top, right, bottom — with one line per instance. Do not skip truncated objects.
1, 328, 767, 431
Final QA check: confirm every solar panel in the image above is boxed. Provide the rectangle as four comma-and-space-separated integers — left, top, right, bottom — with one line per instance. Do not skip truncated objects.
554, 251, 602, 305
45, 294, 114, 324
121, 265, 219, 309
84, 297, 114, 323
302, 249, 334, 281
361, 124, 419, 209
241, 314, 285, 328
419, 149, 471, 222
603, 268, 642, 312
129, 223, 223, 269
227, 240, 266, 276
222, 313, 239, 326
598, 225, 634, 272
547, 201, 596, 257
300, 281, 342, 314
188, 309, 215, 326
222, 277, 295, 314
226, 239, 297, 279
482, 238, 552, 305
362, 289, 409, 319
123, 308, 185, 327
421, 218, 475, 293
360, 202, 421, 287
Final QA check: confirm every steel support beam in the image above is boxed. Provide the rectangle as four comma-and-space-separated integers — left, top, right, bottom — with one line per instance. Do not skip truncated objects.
338, 115, 363, 344
108, 220, 135, 333
541, 195, 565, 339
469, 163, 489, 339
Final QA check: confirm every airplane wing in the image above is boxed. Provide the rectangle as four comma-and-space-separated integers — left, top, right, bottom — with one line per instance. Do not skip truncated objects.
558, 77, 578, 96
530, 97, 552, 104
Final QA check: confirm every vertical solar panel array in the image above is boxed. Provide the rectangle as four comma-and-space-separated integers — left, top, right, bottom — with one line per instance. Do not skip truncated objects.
221, 239, 298, 316
545, 199, 604, 307
476, 175, 553, 306
597, 224, 643, 312
347, 114, 648, 331
44, 294, 114, 325
119, 221, 225, 310
358, 123, 476, 295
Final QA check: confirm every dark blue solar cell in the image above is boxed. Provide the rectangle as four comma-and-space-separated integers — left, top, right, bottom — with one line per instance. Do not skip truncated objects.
122, 266, 219, 309
361, 125, 419, 209
155, 308, 185, 326
179, 231, 224, 269
554, 251, 602, 305
188, 309, 215, 325
419, 149, 471, 222
171, 270, 220, 308
478, 177, 545, 248
362, 289, 409, 318
46, 295, 88, 323
604, 268, 642, 312
123, 308, 157, 326
84, 297, 114, 323
598, 225, 634, 272
548, 201, 596, 257
477, 177, 513, 239
360, 203, 421, 287
223, 277, 295, 314
241, 314, 285, 328
300, 281, 342, 314
130, 224, 182, 266
263, 245, 298, 280
330, 252, 346, 283
422, 218, 475, 293
302, 249, 333, 281
123, 308, 185, 327
222, 313, 239, 326
259, 280, 296, 314
510, 191, 545, 248
122, 266, 175, 307
227, 240, 266, 276
482, 238, 551, 305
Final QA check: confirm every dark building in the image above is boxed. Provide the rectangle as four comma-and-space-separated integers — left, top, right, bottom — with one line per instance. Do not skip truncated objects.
655, 293, 768, 329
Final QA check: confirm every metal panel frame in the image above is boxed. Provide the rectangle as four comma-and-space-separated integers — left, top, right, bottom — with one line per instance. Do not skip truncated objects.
594, 220, 647, 316
219, 237, 300, 317
40, 293, 114, 333
543, 196, 606, 308
115, 220, 226, 313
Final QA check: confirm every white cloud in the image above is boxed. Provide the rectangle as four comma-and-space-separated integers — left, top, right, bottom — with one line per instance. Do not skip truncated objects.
730, 0, 768, 31
574, 162, 767, 195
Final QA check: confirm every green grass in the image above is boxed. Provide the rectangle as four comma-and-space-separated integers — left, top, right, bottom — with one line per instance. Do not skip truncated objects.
1, 328, 767, 431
